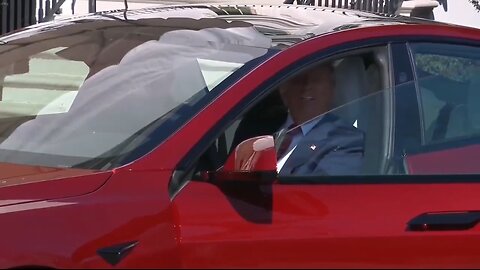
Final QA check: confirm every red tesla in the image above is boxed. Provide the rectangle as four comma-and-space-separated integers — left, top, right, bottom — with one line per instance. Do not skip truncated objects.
0, 3, 479, 268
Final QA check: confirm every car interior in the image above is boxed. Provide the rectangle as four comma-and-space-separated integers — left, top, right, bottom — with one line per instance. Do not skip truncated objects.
416, 51, 480, 146
193, 46, 392, 177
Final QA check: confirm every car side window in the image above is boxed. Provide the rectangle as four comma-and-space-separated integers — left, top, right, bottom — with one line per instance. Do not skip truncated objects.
411, 43, 480, 144
185, 43, 480, 182
400, 43, 480, 175
194, 46, 392, 177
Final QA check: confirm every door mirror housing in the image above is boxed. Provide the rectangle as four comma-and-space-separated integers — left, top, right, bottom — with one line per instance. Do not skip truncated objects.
201, 135, 278, 183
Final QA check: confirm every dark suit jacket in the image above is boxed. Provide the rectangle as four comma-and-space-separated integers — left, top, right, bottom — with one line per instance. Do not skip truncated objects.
279, 114, 364, 176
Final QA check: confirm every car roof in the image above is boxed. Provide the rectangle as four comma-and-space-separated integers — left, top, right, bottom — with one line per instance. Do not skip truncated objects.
0, 3, 457, 47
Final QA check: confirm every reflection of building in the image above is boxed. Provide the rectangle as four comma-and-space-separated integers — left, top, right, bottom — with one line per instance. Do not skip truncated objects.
0, 0, 151, 35
2, 0, 479, 36
288, 0, 479, 29
0, 0, 37, 35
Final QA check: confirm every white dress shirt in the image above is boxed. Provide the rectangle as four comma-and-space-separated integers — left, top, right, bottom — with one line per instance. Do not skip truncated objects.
277, 115, 321, 172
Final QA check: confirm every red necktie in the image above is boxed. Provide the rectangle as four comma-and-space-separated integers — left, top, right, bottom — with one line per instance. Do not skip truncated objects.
277, 124, 301, 158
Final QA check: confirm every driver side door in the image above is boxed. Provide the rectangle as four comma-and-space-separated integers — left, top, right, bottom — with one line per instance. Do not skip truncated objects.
170, 38, 480, 268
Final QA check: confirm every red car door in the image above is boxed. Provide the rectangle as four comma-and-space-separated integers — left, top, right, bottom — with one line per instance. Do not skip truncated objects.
153, 27, 480, 268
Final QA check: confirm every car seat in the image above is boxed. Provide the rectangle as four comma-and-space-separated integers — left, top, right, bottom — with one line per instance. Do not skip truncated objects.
333, 56, 385, 174
332, 56, 368, 126
423, 74, 471, 143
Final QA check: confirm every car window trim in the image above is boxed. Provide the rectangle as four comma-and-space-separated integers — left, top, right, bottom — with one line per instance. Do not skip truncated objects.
407, 41, 480, 149
171, 37, 480, 197
171, 38, 395, 197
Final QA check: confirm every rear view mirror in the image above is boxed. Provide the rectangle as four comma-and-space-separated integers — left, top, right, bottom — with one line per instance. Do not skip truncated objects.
201, 135, 278, 183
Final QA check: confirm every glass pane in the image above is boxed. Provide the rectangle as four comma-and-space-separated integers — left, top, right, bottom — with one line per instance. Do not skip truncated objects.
412, 43, 480, 144
0, 21, 274, 170
276, 85, 388, 176
276, 78, 480, 177
197, 58, 244, 91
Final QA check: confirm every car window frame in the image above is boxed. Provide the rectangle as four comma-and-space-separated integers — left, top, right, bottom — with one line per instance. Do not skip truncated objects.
280, 45, 480, 182
387, 42, 420, 175
408, 39, 480, 153
170, 38, 396, 196
168, 33, 480, 200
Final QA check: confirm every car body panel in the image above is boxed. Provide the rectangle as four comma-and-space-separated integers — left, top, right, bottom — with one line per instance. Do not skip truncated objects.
0, 170, 179, 268
0, 4, 479, 269
175, 181, 480, 268
406, 144, 480, 174
0, 163, 111, 207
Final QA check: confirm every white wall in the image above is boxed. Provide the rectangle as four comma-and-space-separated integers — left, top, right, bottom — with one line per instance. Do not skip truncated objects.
433, 0, 480, 28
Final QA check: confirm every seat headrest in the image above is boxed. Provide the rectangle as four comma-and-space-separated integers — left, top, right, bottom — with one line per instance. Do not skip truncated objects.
334, 57, 367, 105
332, 57, 368, 124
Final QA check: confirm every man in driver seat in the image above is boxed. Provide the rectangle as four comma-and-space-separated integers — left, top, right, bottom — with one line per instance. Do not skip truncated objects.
276, 62, 364, 176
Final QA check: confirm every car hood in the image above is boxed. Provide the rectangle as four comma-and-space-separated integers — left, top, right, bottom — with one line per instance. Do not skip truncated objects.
0, 163, 112, 207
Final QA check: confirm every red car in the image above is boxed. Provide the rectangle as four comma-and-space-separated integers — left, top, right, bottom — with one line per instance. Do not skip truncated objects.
0, 3, 479, 268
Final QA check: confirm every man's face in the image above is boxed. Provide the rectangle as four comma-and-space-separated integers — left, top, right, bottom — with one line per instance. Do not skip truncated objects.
279, 64, 335, 125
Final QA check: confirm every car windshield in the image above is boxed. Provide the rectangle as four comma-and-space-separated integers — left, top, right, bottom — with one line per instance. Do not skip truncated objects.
0, 17, 275, 170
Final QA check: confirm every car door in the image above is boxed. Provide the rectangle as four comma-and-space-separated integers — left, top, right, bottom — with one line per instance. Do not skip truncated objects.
168, 27, 480, 268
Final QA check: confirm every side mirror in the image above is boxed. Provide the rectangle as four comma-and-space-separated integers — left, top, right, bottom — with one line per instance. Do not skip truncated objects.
201, 135, 278, 183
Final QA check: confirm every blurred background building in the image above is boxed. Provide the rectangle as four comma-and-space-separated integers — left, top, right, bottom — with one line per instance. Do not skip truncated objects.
0, 0, 478, 35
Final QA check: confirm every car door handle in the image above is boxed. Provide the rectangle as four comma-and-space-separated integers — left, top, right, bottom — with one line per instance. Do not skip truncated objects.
407, 211, 480, 231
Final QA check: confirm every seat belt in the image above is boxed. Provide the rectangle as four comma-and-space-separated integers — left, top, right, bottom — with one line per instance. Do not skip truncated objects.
432, 103, 454, 141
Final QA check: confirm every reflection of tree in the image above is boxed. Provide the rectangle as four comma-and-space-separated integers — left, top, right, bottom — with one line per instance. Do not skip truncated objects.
468, 0, 480, 12
415, 54, 475, 82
